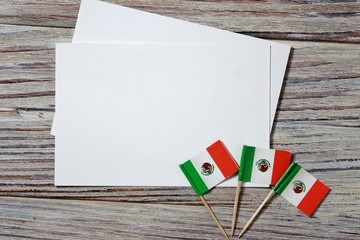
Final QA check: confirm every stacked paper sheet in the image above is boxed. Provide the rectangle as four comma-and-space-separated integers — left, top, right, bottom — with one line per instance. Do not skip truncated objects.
53, 0, 290, 187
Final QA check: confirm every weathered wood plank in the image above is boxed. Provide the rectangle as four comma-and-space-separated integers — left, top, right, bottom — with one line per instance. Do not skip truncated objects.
0, 0, 359, 42
0, 196, 358, 239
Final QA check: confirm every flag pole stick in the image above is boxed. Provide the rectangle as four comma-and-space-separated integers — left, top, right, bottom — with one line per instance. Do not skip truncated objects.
238, 190, 275, 238
199, 195, 229, 240
230, 181, 242, 236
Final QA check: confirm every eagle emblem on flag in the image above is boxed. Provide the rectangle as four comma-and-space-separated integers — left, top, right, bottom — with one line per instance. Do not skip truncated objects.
256, 159, 271, 172
201, 162, 214, 176
292, 180, 306, 194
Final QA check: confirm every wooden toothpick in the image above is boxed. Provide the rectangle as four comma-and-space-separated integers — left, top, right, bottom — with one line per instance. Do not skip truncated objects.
231, 181, 242, 236
238, 190, 275, 238
199, 195, 229, 240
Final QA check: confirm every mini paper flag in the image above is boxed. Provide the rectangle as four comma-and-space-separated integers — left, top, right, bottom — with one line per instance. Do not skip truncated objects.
179, 140, 238, 196
238, 145, 291, 185
273, 162, 330, 216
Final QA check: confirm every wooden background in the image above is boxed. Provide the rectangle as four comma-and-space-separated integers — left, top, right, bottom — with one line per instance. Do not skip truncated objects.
0, 0, 359, 239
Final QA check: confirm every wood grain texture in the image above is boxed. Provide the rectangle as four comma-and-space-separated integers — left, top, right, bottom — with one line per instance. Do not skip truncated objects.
0, 0, 359, 239
0, 196, 358, 240
0, 0, 359, 42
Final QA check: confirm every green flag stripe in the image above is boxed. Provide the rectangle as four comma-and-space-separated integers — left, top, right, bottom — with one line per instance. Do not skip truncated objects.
238, 145, 255, 182
273, 162, 301, 194
179, 160, 209, 196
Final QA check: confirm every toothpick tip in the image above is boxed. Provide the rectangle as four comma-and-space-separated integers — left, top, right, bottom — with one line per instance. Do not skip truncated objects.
231, 226, 235, 237
238, 229, 245, 238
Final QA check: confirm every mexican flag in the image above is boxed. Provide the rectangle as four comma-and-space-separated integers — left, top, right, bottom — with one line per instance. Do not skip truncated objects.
238, 145, 291, 185
274, 162, 330, 216
179, 140, 238, 196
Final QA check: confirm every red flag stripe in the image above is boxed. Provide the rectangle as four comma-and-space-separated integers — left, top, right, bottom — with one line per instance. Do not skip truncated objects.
297, 180, 330, 216
271, 150, 291, 185
206, 140, 238, 178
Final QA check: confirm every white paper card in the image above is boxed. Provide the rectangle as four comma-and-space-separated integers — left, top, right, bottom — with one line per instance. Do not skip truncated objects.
55, 43, 270, 186
52, 0, 290, 135
71, 0, 290, 127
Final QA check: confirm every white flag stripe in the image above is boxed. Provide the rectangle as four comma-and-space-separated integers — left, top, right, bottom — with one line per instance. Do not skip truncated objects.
191, 150, 225, 190
281, 168, 317, 207
250, 148, 275, 184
